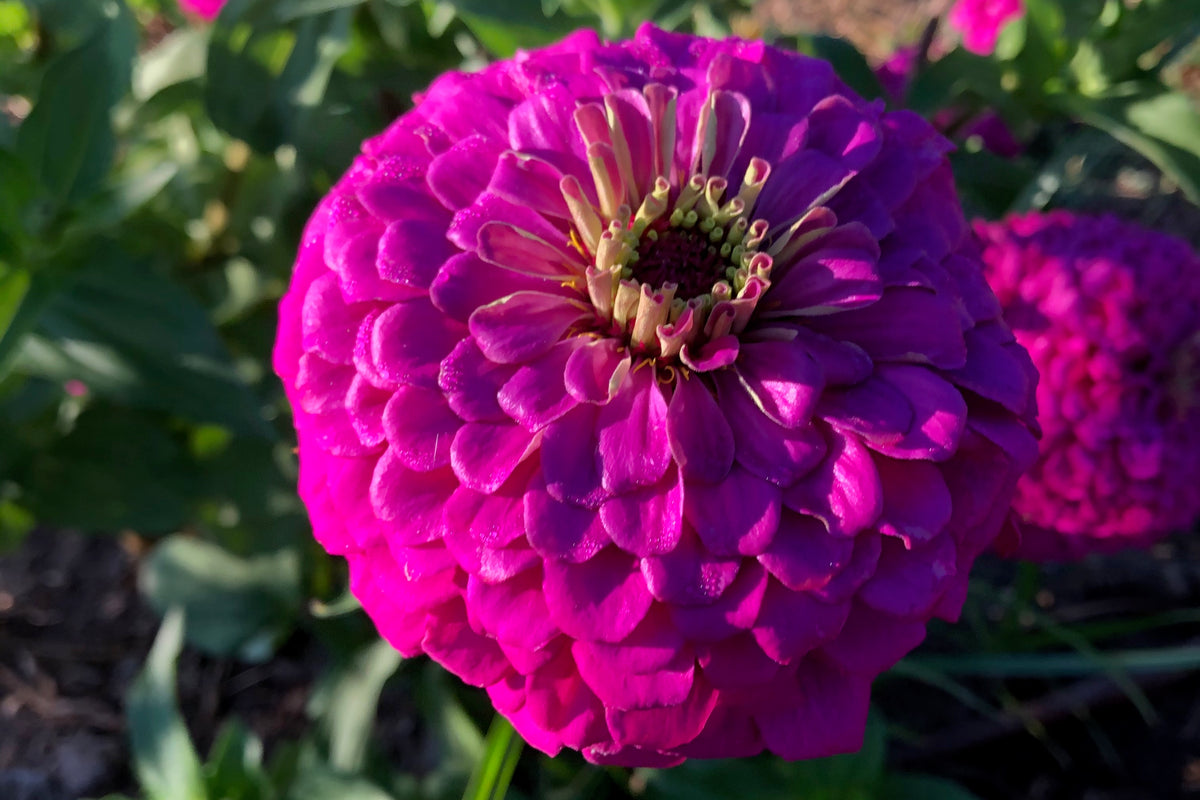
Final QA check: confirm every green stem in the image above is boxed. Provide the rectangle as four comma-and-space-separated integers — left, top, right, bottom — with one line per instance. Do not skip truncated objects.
462, 715, 524, 800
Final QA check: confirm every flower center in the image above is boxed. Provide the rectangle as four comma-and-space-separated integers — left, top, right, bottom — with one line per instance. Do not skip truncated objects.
558, 86, 779, 362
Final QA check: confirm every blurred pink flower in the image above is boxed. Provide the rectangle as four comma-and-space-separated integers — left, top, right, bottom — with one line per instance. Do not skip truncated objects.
978, 211, 1200, 560
275, 24, 1039, 764
179, 0, 224, 21
64, 380, 88, 398
948, 0, 1025, 55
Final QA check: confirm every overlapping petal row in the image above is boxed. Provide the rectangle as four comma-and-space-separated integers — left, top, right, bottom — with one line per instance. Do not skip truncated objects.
275, 24, 1039, 765
978, 211, 1200, 561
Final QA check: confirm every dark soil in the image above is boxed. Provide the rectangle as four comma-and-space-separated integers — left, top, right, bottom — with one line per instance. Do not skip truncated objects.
0, 531, 317, 800
7, 528, 1200, 800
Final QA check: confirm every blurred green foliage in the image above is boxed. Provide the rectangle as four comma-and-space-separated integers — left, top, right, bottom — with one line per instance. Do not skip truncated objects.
0, 1, 1197, 799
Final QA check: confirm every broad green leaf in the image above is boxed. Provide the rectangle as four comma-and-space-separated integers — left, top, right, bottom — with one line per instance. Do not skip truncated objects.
0, 149, 38, 259
878, 775, 983, 800
905, 49, 1009, 117
307, 639, 402, 772
21, 404, 196, 533
207, 1, 355, 153
205, 720, 275, 800
1063, 85, 1200, 203
63, 161, 180, 240
127, 608, 207, 800
15, 254, 269, 435
16, 3, 136, 206
134, 27, 210, 101
140, 535, 303, 660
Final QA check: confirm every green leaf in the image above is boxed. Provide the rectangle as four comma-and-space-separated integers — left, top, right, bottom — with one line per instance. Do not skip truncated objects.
16, 3, 136, 206
271, 0, 368, 21
414, 665, 485, 798
14, 254, 269, 435
140, 536, 303, 660
206, 1, 355, 153
949, 149, 1036, 218
22, 404, 197, 533
0, 266, 30, 342
878, 775, 982, 800
287, 763, 396, 800
127, 607, 207, 800
640, 713, 886, 800
905, 49, 1010, 117
806, 36, 886, 101
461, 716, 524, 800
205, 720, 275, 800
0, 499, 35, 552
912, 644, 1200, 677
1063, 85, 1200, 203
307, 639, 402, 772
134, 27, 210, 101
441, 0, 579, 56
0, 149, 38, 259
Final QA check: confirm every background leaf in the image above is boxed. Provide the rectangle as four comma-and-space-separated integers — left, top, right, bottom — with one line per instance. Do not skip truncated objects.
140, 535, 303, 660
14, 253, 270, 435
15, 2, 136, 207
127, 607, 208, 800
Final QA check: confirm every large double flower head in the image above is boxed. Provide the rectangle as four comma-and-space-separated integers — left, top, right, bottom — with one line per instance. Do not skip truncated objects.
979, 211, 1200, 560
275, 25, 1039, 765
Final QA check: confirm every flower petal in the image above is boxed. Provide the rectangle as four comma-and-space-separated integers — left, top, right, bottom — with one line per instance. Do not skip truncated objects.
382, 384, 461, 471
524, 469, 609, 563
597, 366, 671, 494
784, 427, 883, 537
451, 421, 535, 493
543, 547, 654, 643
564, 338, 632, 404
600, 467, 684, 557
867, 365, 967, 461
683, 464, 782, 556
373, 298, 466, 389
752, 579, 850, 663
757, 511, 856, 591
667, 372, 735, 484
470, 291, 590, 365
734, 339, 825, 428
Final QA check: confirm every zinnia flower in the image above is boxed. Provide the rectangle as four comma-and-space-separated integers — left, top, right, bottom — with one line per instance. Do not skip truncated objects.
978, 211, 1200, 561
948, 0, 1025, 56
179, 0, 223, 21
275, 25, 1039, 765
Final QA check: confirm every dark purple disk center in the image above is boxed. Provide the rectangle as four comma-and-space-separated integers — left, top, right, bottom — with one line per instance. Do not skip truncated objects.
631, 224, 728, 300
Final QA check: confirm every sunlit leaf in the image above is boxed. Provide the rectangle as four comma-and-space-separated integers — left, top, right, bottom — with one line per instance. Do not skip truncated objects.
141, 535, 303, 660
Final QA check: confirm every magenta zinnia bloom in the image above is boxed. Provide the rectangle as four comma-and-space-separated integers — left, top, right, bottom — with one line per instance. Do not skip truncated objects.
179, 0, 223, 21
978, 211, 1200, 561
275, 25, 1038, 765
948, 0, 1025, 55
